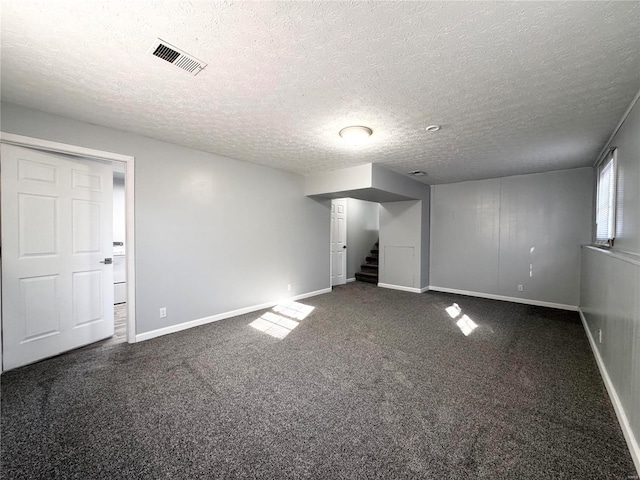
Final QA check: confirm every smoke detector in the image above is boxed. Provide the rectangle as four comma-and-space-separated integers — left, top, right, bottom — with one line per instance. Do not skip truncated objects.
148, 39, 207, 76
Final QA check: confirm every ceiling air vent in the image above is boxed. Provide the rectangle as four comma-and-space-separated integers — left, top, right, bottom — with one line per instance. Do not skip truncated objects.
148, 39, 207, 76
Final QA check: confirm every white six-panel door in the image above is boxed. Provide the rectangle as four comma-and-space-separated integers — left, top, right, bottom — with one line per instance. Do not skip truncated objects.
330, 198, 347, 286
1, 144, 114, 370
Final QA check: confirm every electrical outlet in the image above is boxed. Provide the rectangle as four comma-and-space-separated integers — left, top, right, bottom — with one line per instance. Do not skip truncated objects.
517, 285, 524, 292
599, 329, 602, 344
159, 307, 167, 318
287, 284, 292, 291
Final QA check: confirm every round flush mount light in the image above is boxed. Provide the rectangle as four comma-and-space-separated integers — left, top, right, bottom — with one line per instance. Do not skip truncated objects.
425, 125, 441, 132
339, 125, 373, 145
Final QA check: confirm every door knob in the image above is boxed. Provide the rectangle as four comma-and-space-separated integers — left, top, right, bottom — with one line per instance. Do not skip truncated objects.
343, 245, 347, 249
100, 258, 113, 264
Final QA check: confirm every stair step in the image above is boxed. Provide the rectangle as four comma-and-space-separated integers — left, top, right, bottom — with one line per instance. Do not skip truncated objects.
355, 271, 378, 284
366, 255, 378, 263
370, 249, 379, 255
361, 263, 378, 273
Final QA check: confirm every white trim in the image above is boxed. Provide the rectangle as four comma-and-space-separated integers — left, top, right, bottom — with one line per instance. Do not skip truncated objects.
0, 132, 137, 345
582, 245, 640, 267
136, 302, 273, 342
346, 277, 356, 283
0, 132, 132, 163
428, 286, 578, 311
123, 158, 136, 344
292, 287, 332, 301
578, 309, 640, 476
377, 283, 428, 294
593, 88, 640, 168
135, 287, 332, 342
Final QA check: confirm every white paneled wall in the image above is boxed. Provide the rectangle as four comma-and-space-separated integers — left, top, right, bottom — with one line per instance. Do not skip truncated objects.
430, 168, 593, 307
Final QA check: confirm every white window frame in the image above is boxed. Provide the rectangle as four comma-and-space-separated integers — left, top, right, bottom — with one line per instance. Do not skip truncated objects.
595, 148, 617, 247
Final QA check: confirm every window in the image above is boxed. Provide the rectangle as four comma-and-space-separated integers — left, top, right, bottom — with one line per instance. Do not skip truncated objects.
595, 149, 617, 246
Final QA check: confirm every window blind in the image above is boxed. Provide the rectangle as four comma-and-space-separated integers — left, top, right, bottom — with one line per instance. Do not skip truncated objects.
595, 150, 617, 245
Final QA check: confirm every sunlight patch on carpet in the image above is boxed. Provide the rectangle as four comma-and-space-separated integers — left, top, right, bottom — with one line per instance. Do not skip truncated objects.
456, 314, 478, 336
445, 303, 461, 318
250, 301, 315, 339
445, 303, 480, 336
273, 300, 315, 320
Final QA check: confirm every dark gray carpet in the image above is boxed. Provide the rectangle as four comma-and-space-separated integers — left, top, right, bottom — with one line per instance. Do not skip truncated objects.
1, 282, 636, 479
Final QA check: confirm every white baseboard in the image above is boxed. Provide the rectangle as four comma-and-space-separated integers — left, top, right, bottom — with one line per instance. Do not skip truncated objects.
578, 309, 640, 476
377, 283, 429, 294
346, 277, 356, 283
290, 287, 332, 302
135, 287, 332, 343
427, 286, 578, 311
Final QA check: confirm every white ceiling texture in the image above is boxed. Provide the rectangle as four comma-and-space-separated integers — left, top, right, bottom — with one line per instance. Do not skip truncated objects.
1, 1, 638, 184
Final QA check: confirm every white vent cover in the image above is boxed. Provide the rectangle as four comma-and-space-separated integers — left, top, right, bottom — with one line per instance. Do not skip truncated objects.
148, 39, 207, 76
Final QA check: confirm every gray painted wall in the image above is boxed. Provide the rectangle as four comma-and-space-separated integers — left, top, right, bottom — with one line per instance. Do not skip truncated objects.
420, 195, 431, 289
612, 100, 640, 256
581, 247, 639, 454
430, 178, 501, 293
580, 97, 640, 465
1, 102, 330, 335
379, 201, 422, 289
371, 164, 430, 201
305, 164, 372, 196
373, 165, 431, 290
305, 163, 417, 203
346, 198, 379, 279
306, 163, 431, 290
431, 168, 593, 306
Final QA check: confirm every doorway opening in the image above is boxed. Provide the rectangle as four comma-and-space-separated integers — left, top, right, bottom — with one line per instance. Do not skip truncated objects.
330, 198, 380, 288
108, 162, 127, 347
0, 132, 136, 371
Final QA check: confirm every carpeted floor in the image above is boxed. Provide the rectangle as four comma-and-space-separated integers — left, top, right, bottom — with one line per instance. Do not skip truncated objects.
1, 282, 636, 479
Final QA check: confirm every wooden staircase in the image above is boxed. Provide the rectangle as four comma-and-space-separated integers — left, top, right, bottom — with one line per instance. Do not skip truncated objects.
355, 241, 379, 284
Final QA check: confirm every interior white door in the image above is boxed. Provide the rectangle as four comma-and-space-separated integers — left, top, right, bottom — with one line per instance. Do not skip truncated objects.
330, 198, 347, 286
1, 144, 114, 370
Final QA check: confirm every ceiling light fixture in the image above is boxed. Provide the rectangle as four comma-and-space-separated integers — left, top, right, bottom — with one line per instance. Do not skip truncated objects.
409, 170, 427, 176
339, 126, 373, 146
425, 125, 441, 132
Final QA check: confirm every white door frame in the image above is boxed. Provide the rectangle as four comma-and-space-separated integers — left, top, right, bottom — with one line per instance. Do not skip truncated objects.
0, 132, 137, 368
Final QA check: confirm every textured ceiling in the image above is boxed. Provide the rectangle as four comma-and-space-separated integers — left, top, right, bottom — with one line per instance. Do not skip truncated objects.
1, 1, 638, 184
